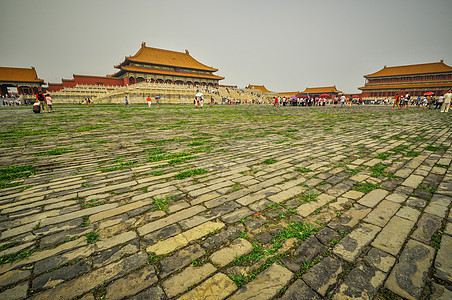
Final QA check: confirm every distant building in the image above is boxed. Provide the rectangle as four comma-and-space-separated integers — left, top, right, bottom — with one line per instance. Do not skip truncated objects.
297, 86, 342, 98
111, 42, 224, 86
278, 91, 300, 98
0, 67, 44, 95
359, 60, 452, 98
247, 84, 272, 93
48, 42, 224, 91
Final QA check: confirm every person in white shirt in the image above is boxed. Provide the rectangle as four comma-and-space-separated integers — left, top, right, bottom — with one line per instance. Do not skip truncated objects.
340, 95, 346, 108
436, 95, 444, 109
441, 89, 451, 112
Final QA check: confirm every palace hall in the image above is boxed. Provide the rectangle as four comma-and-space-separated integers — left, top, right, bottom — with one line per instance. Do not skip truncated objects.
297, 86, 342, 98
48, 43, 224, 92
111, 42, 224, 86
359, 60, 452, 98
0, 67, 44, 95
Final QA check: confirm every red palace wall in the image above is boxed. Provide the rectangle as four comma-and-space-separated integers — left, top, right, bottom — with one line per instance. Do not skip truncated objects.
62, 79, 76, 88
47, 84, 64, 92
73, 75, 125, 86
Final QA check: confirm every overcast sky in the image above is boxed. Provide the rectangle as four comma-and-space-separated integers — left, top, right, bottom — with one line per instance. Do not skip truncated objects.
1, 0, 451, 93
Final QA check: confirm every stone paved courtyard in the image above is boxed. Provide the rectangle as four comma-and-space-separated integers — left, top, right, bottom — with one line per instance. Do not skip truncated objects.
0, 104, 451, 299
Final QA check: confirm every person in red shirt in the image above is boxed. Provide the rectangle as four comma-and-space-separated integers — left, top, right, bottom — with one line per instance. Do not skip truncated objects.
36, 91, 45, 111
146, 96, 152, 108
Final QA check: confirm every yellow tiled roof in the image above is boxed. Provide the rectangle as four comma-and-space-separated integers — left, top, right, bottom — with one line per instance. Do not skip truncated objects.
0, 67, 44, 83
116, 42, 218, 72
365, 61, 452, 78
301, 86, 342, 94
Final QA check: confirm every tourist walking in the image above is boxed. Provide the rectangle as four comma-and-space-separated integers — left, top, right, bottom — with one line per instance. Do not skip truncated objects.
147, 96, 152, 107
125, 95, 130, 108
429, 95, 435, 109
36, 90, 45, 111
333, 96, 338, 108
155, 96, 160, 107
436, 94, 444, 109
340, 95, 346, 108
392, 94, 400, 109
45, 94, 54, 112
441, 89, 451, 113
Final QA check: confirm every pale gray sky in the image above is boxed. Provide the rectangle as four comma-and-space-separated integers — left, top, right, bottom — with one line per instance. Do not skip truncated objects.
1, 0, 451, 93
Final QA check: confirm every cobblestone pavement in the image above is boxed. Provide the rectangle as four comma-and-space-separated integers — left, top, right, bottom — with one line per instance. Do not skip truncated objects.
0, 104, 451, 299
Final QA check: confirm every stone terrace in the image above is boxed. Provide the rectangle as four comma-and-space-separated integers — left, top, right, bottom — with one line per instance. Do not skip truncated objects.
0, 104, 450, 299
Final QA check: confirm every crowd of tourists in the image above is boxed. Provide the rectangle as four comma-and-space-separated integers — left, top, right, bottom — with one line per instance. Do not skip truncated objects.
390, 90, 452, 112
32, 91, 54, 113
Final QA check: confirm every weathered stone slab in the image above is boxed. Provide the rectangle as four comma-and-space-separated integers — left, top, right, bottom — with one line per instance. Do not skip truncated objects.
229, 263, 293, 300
406, 197, 427, 209
128, 285, 166, 300
210, 238, 253, 267
221, 207, 254, 223
160, 244, 205, 278
32, 259, 91, 291
402, 174, 424, 188
89, 200, 148, 223
78, 181, 137, 198
364, 247, 396, 273
142, 223, 181, 245
386, 192, 408, 203
280, 279, 321, 300
396, 206, 421, 221
146, 221, 225, 255
267, 186, 304, 203
31, 252, 148, 300
178, 272, 237, 300
385, 239, 435, 300
341, 190, 364, 200
315, 227, 340, 247
39, 203, 118, 227
104, 265, 158, 300
435, 234, 452, 284
430, 283, 452, 300
338, 204, 371, 228
302, 256, 346, 296
333, 223, 380, 262
0, 269, 31, 288
424, 203, 448, 218
357, 189, 389, 208
293, 236, 326, 264
363, 200, 400, 227
0, 282, 28, 300
201, 224, 244, 251
0, 236, 86, 276
333, 261, 385, 300
137, 205, 206, 236
411, 213, 442, 244
372, 216, 415, 256
162, 263, 216, 298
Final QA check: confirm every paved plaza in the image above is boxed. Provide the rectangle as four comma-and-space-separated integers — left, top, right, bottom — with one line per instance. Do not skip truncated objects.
0, 104, 451, 299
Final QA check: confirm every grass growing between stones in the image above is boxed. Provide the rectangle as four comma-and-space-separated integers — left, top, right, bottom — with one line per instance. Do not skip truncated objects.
0, 249, 33, 265
175, 168, 208, 180
151, 196, 173, 211
370, 163, 396, 178
0, 165, 36, 188
34, 148, 73, 156
262, 158, 277, 164
86, 232, 100, 244
351, 182, 380, 193
298, 192, 319, 204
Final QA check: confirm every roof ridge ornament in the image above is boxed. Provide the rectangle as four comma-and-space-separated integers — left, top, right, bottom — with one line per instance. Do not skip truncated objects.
185, 49, 189, 55
141, 42, 146, 47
